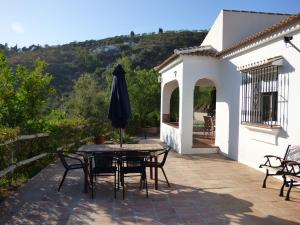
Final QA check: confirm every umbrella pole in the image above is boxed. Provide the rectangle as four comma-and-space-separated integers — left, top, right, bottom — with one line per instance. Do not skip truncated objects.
120, 128, 123, 148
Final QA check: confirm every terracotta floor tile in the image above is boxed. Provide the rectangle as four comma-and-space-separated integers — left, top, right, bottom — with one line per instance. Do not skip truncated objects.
2, 143, 300, 225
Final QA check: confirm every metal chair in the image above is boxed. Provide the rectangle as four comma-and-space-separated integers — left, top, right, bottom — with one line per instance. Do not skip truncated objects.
203, 116, 215, 139
146, 147, 172, 187
89, 152, 118, 199
57, 151, 86, 192
119, 151, 149, 199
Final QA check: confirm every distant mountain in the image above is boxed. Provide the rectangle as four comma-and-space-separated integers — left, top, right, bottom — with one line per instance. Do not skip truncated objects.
5, 30, 207, 94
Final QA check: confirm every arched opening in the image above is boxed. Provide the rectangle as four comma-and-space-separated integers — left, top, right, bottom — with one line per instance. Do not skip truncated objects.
162, 80, 179, 128
170, 87, 179, 124
193, 78, 216, 147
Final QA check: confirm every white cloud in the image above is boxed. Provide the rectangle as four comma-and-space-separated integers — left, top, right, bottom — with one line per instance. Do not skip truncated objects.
11, 22, 25, 34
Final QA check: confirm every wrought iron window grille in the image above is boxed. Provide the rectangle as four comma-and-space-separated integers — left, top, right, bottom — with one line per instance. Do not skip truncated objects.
241, 65, 286, 128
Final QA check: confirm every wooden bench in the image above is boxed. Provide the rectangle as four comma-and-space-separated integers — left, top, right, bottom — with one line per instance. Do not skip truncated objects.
259, 145, 300, 192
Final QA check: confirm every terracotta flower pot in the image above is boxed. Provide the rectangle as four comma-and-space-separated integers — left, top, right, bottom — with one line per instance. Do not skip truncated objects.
94, 135, 105, 144
139, 127, 160, 138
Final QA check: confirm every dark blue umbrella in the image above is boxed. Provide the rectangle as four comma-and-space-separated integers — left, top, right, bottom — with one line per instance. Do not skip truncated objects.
108, 64, 132, 147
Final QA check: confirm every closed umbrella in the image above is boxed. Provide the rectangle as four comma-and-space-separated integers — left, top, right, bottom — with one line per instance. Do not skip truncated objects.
108, 64, 132, 147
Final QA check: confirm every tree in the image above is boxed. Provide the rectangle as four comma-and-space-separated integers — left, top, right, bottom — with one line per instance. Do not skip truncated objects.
65, 73, 109, 134
0, 52, 16, 126
158, 28, 163, 34
130, 31, 135, 37
0, 51, 56, 130
106, 57, 161, 130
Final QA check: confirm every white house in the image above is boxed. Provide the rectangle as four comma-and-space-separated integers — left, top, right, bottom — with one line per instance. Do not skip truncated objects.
156, 10, 300, 169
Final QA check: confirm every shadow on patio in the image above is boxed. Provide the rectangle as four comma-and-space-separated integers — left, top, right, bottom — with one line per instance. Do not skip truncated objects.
1, 153, 299, 225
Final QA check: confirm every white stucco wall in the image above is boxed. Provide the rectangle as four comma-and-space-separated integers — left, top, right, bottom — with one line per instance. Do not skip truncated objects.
160, 61, 183, 152
202, 10, 290, 51
223, 29, 300, 169
159, 10, 300, 172
180, 56, 221, 153
201, 10, 224, 51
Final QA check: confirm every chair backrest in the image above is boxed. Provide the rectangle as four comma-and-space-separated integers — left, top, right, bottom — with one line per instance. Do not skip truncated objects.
203, 116, 214, 130
91, 152, 116, 170
160, 147, 172, 167
285, 145, 300, 162
58, 151, 69, 169
121, 151, 148, 168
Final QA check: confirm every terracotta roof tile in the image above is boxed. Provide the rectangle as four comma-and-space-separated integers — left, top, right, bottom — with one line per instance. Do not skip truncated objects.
155, 46, 217, 71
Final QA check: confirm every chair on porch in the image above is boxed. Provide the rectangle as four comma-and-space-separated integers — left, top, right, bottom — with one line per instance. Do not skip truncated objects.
203, 116, 215, 139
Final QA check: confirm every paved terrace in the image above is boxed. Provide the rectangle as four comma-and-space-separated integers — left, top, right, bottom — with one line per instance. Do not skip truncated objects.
1, 147, 300, 225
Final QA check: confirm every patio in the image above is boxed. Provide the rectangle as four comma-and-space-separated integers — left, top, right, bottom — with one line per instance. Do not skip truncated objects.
1, 146, 299, 225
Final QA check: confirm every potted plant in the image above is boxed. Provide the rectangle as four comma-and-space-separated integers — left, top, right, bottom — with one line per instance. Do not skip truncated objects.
92, 122, 110, 144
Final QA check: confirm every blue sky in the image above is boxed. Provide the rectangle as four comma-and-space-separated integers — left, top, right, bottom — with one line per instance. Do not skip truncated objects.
1, 0, 299, 47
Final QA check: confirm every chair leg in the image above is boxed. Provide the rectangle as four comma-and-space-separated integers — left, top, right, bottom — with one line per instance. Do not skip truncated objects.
161, 167, 170, 187
58, 169, 68, 192
117, 164, 120, 190
91, 175, 95, 199
118, 170, 120, 190
144, 172, 148, 198
262, 169, 269, 188
121, 173, 125, 200
114, 172, 117, 199
285, 179, 293, 201
279, 175, 286, 197
139, 176, 143, 190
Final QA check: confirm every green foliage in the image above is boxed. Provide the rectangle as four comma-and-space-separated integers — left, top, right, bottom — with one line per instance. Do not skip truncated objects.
0, 52, 56, 132
170, 87, 179, 122
194, 86, 216, 116
0, 119, 91, 200
7, 31, 207, 94
110, 131, 138, 144
169, 86, 216, 122
0, 127, 20, 143
64, 73, 109, 135
106, 57, 160, 133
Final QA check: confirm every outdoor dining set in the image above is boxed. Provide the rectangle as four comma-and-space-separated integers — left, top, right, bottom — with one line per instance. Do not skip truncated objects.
57, 143, 172, 199
57, 64, 173, 199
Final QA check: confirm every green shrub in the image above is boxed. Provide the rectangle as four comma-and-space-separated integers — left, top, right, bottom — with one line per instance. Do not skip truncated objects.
0, 127, 20, 143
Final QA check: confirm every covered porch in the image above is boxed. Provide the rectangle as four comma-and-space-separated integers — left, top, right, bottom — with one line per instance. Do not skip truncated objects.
159, 48, 223, 154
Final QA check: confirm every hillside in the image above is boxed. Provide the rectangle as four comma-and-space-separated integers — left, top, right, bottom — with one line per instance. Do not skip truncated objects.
5, 30, 207, 94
